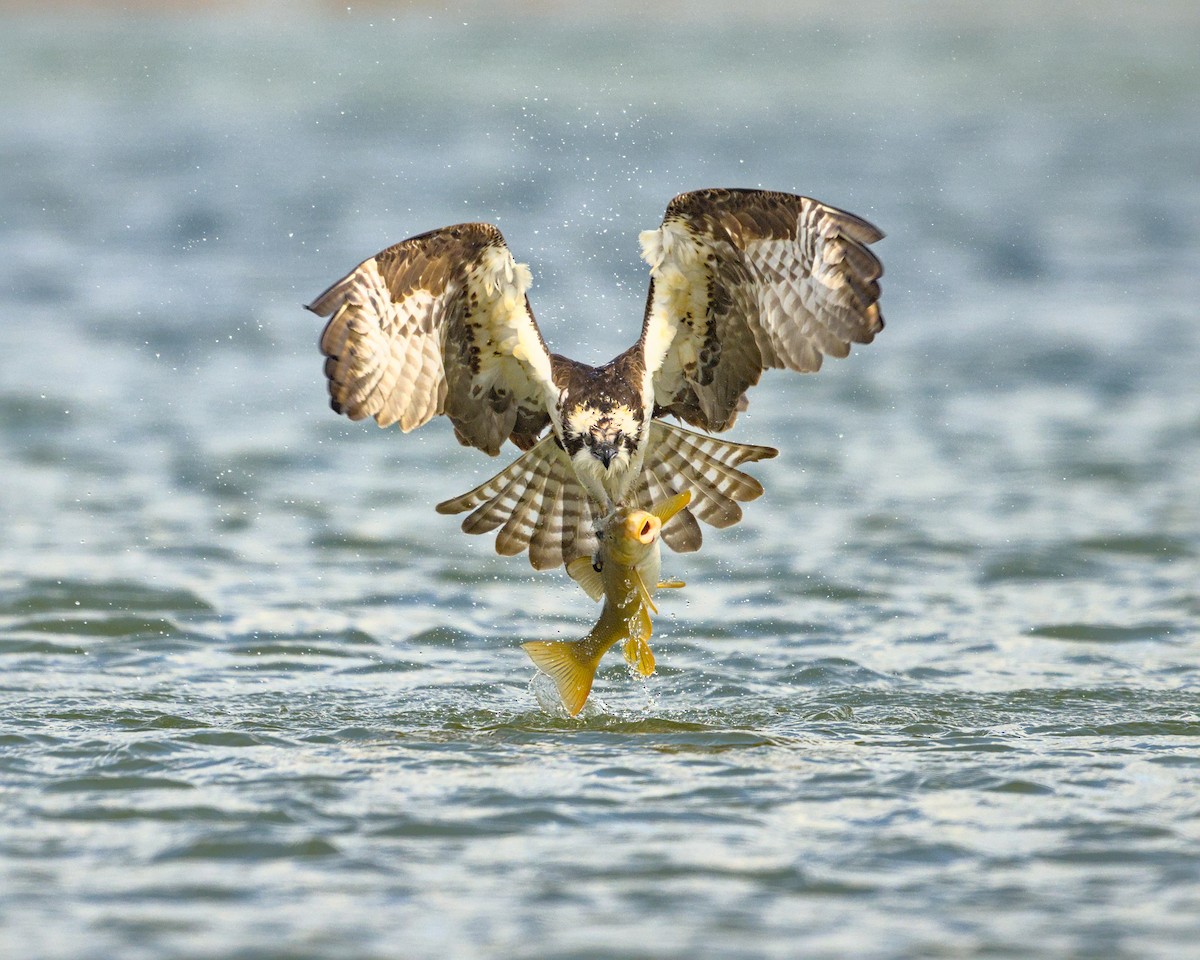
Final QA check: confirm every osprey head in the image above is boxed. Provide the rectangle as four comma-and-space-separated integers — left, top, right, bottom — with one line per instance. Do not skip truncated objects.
562, 403, 641, 496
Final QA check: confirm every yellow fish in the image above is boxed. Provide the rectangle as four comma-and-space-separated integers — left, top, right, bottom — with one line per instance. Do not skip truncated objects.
522, 490, 691, 716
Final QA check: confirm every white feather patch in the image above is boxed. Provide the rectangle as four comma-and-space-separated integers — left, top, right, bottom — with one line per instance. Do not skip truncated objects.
640, 222, 711, 376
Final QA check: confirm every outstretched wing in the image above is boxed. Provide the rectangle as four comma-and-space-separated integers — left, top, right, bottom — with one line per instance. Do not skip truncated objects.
435, 436, 600, 571
638, 188, 884, 432
307, 222, 557, 455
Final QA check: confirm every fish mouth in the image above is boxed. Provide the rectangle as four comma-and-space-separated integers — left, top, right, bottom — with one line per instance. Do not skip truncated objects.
623, 511, 662, 545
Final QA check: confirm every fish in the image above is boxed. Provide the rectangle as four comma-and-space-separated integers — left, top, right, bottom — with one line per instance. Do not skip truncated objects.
522, 490, 692, 716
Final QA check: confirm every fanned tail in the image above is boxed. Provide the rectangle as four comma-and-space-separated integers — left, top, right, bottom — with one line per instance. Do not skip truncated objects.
634, 422, 777, 552
436, 435, 599, 570
437, 423, 773, 566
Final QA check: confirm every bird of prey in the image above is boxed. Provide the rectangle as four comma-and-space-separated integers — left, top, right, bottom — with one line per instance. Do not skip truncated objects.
307, 188, 884, 570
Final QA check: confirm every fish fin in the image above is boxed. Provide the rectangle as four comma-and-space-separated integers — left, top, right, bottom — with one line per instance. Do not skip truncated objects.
622, 635, 657, 677
657, 579, 686, 589
566, 556, 605, 602
522, 640, 603, 717
633, 569, 658, 615
649, 489, 693, 525
621, 598, 655, 677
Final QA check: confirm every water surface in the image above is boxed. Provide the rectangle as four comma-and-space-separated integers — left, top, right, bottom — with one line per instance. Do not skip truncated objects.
1, 5, 1199, 959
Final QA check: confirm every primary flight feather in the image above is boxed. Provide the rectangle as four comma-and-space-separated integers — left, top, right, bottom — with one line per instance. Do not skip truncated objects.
306, 188, 884, 570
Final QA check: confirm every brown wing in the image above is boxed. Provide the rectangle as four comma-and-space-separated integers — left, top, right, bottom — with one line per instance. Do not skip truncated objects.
307, 222, 557, 455
637, 188, 884, 432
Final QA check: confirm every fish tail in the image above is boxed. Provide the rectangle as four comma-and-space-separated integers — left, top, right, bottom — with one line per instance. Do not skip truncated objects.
522, 637, 609, 717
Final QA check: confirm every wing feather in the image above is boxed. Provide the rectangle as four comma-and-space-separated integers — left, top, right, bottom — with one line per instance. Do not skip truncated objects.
638, 188, 884, 432
307, 223, 556, 454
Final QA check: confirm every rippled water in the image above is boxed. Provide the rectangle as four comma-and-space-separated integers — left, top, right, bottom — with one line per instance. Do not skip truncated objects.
2, 4, 1199, 959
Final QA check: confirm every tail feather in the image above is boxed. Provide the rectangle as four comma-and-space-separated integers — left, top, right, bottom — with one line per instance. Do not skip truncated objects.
437, 436, 598, 570
458, 461, 541, 536
436, 421, 773, 567
635, 422, 777, 551
649, 453, 742, 530
530, 468, 599, 571
494, 454, 552, 556
437, 448, 541, 529
529, 477, 567, 569
637, 468, 703, 553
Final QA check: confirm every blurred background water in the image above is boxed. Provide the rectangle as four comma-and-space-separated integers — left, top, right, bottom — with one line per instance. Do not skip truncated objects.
1, 2, 1199, 958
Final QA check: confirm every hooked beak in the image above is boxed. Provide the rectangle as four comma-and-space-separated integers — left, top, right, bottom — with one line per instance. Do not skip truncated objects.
592, 441, 618, 468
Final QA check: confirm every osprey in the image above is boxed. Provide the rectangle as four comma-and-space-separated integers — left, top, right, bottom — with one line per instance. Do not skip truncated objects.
307, 188, 884, 570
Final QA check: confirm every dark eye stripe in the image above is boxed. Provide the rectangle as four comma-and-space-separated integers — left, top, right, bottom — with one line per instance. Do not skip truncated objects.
562, 434, 585, 456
